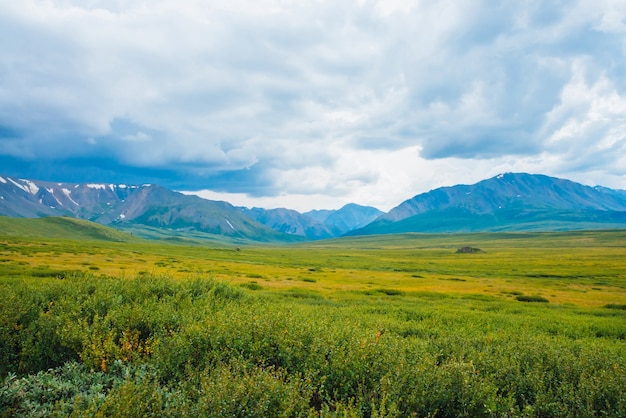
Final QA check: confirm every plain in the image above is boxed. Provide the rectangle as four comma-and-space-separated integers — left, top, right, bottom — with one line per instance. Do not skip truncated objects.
1, 218, 625, 417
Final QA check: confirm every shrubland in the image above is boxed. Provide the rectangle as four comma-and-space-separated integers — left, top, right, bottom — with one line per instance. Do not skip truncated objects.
0, 228, 625, 417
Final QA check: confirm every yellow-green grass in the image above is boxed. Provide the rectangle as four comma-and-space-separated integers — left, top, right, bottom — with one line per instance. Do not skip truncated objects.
1, 229, 625, 307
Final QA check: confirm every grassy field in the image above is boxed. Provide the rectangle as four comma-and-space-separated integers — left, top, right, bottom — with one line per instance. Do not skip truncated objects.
1, 219, 625, 416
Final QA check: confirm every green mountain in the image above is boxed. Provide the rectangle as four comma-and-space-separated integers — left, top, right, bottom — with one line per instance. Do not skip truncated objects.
350, 173, 626, 235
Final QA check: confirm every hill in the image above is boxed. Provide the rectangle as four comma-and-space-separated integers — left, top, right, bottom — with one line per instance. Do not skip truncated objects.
351, 173, 626, 235
0, 216, 138, 242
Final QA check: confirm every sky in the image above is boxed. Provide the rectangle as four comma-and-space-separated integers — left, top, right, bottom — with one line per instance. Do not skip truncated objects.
1, 0, 626, 212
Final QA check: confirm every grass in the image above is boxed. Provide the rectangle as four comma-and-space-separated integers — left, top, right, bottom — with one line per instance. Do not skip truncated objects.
0, 222, 625, 416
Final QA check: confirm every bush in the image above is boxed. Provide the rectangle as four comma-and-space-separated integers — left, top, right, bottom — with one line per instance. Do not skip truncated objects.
240, 282, 263, 290
516, 295, 549, 303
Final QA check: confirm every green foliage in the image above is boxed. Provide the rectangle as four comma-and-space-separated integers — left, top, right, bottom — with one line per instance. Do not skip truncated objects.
0, 361, 126, 417
2, 271, 625, 417
0, 273, 243, 377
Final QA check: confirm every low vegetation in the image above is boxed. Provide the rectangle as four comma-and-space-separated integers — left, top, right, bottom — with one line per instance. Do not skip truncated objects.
1, 224, 625, 417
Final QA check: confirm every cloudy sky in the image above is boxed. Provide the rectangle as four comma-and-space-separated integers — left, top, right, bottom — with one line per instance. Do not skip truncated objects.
1, 0, 626, 211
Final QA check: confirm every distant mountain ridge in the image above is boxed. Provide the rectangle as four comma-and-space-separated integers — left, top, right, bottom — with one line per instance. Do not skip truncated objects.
239, 203, 384, 240
351, 173, 626, 235
239, 207, 334, 240
306, 203, 385, 236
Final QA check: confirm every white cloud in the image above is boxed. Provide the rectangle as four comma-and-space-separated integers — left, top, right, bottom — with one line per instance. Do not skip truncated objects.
1, 0, 626, 210
542, 58, 626, 175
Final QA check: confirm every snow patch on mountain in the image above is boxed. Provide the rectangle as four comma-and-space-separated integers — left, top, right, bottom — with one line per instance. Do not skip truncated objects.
85, 183, 119, 191
62, 188, 79, 206
9, 178, 39, 195
25, 181, 39, 195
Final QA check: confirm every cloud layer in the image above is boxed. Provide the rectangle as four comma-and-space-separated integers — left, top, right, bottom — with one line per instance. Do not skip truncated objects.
1, 0, 626, 210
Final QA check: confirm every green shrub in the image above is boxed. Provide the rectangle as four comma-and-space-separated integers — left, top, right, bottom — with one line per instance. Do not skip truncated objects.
240, 282, 263, 290
192, 362, 315, 417
516, 295, 549, 303
0, 361, 126, 417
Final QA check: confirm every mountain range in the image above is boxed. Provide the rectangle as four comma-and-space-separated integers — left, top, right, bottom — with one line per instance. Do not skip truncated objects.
1, 172, 626, 241
0, 175, 381, 241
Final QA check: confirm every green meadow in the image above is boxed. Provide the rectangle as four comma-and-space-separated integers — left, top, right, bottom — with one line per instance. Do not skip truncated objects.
1, 217, 625, 417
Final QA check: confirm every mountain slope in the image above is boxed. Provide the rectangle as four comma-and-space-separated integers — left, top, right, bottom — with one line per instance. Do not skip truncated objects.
351, 173, 626, 235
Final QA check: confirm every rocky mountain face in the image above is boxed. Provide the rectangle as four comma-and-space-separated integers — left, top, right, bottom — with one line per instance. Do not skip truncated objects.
350, 173, 626, 235
0, 175, 290, 242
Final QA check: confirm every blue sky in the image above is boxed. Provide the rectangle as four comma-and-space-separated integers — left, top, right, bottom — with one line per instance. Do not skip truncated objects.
1, 0, 626, 211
